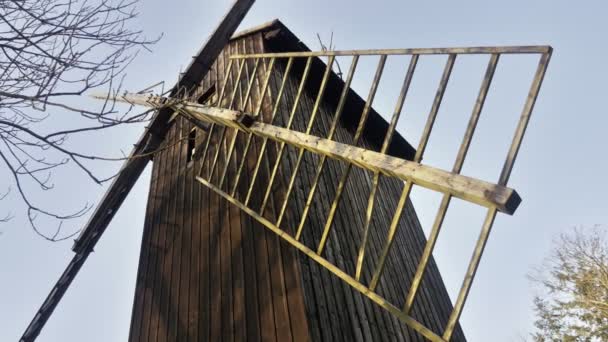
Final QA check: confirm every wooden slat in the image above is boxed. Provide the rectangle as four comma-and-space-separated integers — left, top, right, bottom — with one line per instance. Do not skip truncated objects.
229, 57, 275, 195
129, 124, 162, 342
168, 117, 185, 341
498, 50, 552, 186
230, 45, 551, 58
207, 59, 246, 180
143, 126, 166, 342
218, 57, 260, 188
178, 119, 193, 341
265, 58, 312, 341
156, 115, 179, 341
209, 111, 222, 342
188, 126, 201, 341
249, 37, 280, 342
275, 56, 335, 227
312, 96, 373, 342
232, 36, 260, 341
244, 57, 294, 206
197, 61, 214, 342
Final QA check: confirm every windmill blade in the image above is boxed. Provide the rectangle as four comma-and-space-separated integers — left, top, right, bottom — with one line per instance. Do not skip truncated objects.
95, 45, 551, 341
19, 1, 255, 341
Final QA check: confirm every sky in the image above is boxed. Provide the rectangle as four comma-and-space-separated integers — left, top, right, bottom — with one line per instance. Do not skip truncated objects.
2, 0, 608, 341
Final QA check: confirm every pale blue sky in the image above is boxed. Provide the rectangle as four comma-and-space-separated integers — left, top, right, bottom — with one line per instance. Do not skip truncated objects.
2, 1, 607, 341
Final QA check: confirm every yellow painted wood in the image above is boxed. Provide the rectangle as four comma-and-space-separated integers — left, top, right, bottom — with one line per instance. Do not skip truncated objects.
442, 207, 497, 340
229, 45, 551, 58
248, 122, 519, 214
368, 181, 413, 290
107, 92, 521, 214
498, 51, 552, 186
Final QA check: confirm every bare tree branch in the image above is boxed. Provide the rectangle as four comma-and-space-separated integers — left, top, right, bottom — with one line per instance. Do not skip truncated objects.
0, 0, 161, 240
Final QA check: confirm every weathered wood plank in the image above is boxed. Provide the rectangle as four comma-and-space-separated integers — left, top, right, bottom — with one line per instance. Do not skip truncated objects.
177, 119, 193, 341
129, 131, 162, 342
106, 92, 520, 215
167, 117, 185, 341
197, 66, 212, 342
248, 122, 519, 214
143, 127, 167, 342
187, 134, 200, 341
230, 45, 551, 58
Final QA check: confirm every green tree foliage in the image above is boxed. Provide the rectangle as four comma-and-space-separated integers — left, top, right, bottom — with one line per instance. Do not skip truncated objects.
530, 226, 608, 341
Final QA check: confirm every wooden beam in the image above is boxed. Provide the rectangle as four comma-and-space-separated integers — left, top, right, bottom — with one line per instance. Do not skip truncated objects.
229, 45, 551, 58
113, 93, 520, 214
247, 121, 520, 215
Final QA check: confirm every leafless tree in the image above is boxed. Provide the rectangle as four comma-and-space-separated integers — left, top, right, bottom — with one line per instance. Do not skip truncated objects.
529, 225, 608, 341
0, 0, 160, 241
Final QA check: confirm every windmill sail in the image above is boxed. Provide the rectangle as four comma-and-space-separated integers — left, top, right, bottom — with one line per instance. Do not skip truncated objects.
101, 45, 551, 342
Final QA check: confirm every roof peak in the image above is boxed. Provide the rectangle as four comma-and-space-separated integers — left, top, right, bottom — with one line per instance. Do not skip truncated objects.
230, 18, 284, 41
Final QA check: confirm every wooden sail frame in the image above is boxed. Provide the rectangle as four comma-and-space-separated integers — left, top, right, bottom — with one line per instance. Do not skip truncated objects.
101, 44, 551, 341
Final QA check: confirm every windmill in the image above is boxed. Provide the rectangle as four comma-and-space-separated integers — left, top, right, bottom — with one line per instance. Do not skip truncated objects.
21, 1, 551, 341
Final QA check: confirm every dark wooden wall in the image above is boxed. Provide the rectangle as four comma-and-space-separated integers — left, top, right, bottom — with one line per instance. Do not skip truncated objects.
128, 27, 465, 342
128, 33, 310, 342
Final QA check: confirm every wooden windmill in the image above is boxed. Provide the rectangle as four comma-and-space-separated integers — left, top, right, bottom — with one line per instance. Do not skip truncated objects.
21, 1, 551, 341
